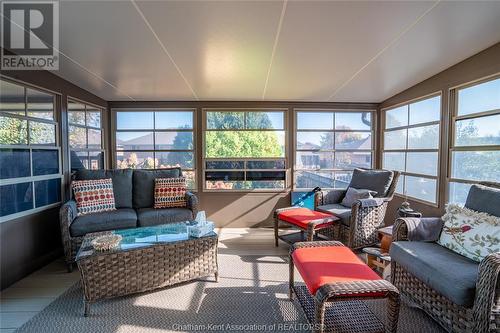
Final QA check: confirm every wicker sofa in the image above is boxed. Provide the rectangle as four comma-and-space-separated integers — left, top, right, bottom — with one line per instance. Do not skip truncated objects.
390, 183, 500, 333
313, 168, 400, 249
59, 168, 199, 271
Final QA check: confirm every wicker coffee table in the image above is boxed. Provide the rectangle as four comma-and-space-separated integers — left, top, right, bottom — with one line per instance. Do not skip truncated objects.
76, 222, 218, 316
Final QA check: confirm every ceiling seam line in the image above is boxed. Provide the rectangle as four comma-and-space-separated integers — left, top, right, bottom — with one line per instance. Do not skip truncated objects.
326, 0, 441, 101
131, 0, 199, 100
0, 12, 135, 101
262, 0, 288, 100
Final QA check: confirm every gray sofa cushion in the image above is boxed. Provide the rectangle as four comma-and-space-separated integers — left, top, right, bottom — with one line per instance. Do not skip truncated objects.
390, 241, 479, 308
70, 208, 137, 237
137, 207, 194, 227
74, 169, 133, 208
133, 168, 182, 208
465, 184, 500, 217
340, 187, 376, 207
348, 168, 394, 197
316, 204, 351, 226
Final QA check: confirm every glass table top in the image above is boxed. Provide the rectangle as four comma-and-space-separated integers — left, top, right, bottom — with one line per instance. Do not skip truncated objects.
76, 221, 217, 260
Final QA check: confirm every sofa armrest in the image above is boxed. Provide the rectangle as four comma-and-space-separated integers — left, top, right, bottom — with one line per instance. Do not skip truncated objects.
474, 252, 500, 331
59, 200, 77, 264
314, 189, 347, 208
393, 217, 443, 242
185, 192, 199, 219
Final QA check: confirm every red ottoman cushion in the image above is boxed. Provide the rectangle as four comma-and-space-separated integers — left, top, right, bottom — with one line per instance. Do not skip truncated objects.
277, 208, 336, 229
292, 245, 383, 296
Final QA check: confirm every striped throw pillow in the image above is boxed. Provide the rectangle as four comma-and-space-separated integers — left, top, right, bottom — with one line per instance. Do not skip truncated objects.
154, 177, 187, 208
72, 179, 116, 216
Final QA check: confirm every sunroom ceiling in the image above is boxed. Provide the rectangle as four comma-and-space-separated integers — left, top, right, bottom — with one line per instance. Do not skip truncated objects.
55, 1, 500, 102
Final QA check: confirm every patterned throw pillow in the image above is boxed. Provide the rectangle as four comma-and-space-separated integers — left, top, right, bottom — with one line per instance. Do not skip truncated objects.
154, 177, 187, 208
72, 179, 116, 216
438, 204, 500, 262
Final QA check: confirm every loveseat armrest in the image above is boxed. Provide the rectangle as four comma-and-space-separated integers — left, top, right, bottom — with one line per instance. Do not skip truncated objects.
59, 200, 77, 266
185, 192, 199, 219
314, 189, 347, 208
474, 252, 500, 332
393, 217, 443, 242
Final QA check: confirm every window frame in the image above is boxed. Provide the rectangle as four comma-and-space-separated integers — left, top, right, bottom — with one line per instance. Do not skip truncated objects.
202, 108, 288, 192
382, 92, 442, 206
0, 77, 62, 223
447, 74, 500, 203
112, 108, 197, 190
293, 109, 375, 191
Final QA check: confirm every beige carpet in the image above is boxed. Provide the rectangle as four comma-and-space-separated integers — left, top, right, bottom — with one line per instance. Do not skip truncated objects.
17, 254, 444, 333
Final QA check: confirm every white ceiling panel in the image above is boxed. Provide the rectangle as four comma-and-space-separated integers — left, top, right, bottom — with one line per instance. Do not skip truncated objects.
332, 1, 500, 103
264, 1, 433, 101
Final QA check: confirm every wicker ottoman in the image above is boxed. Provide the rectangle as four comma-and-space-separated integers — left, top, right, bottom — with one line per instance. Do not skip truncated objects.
289, 241, 400, 333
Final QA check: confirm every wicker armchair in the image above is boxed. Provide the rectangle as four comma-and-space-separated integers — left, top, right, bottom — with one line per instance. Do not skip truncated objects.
313, 169, 400, 249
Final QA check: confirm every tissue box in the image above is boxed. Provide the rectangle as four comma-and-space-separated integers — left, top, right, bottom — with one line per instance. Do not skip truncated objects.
188, 221, 215, 238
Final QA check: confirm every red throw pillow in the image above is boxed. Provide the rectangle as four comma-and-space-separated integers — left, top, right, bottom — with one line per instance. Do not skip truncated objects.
72, 178, 116, 216
154, 177, 187, 208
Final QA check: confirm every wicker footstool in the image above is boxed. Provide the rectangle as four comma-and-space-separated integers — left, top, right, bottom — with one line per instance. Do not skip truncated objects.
274, 207, 339, 246
289, 241, 400, 333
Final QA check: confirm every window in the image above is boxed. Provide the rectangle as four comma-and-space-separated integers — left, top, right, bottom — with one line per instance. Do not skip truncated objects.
0, 78, 61, 220
115, 109, 195, 189
295, 110, 373, 189
204, 110, 286, 190
68, 100, 105, 171
383, 95, 441, 204
449, 76, 500, 204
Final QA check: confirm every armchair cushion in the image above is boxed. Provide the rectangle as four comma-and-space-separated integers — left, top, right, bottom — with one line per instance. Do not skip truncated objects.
340, 187, 376, 207
390, 241, 479, 307
348, 168, 394, 198
137, 207, 194, 227
133, 168, 182, 208
69, 208, 137, 237
74, 169, 133, 208
321, 189, 347, 205
465, 184, 500, 217
316, 204, 351, 226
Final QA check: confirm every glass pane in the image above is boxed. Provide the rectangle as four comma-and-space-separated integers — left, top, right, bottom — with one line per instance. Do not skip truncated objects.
27, 88, 54, 120
335, 112, 371, 130
116, 151, 155, 169
32, 149, 59, 175
409, 96, 440, 125
0, 80, 25, 115
86, 108, 101, 128
207, 112, 244, 129
87, 129, 101, 149
295, 171, 334, 189
246, 112, 284, 129
247, 160, 286, 169
297, 112, 334, 130
384, 129, 407, 150
395, 175, 404, 194
408, 124, 439, 149
335, 152, 372, 169
29, 121, 56, 145
205, 131, 285, 158
296, 152, 334, 169
244, 180, 285, 189
35, 178, 61, 207
205, 171, 244, 181
449, 182, 472, 205
0, 182, 33, 217
335, 132, 371, 149
155, 132, 193, 150
116, 132, 153, 150
297, 132, 333, 150
206, 181, 246, 190
69, 125, 86, 148
68, 102, 86, 125
116, 112, 154, 130
205, 161, 244, 169
383, 152, 405, 172
0, 149, 30, 179
451, 151, 500, 182
0, 116, 27, 144
455, 114, 500, 146
156, 152, 194, 169
334, 171, 353, 188
458, 77, 500, 116
71, 150, 88, 170
405, 176, 437, 203
182, 170, 196, 190
406, 152, 438, 176
386, 105, 408, 129
89, 151, 104, 170
246, 171, 285, 181
155, 111, 193, 129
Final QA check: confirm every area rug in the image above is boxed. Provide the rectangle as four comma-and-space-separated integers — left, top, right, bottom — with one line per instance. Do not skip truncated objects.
17, 254, 444, 333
